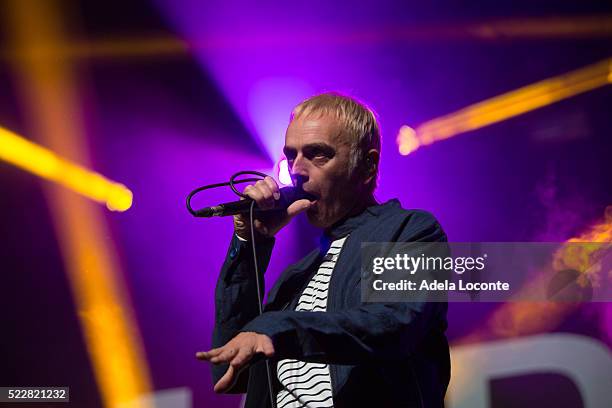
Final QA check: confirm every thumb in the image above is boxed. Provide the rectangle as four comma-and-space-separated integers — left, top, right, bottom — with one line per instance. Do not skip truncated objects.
286, 199, 315, 218
214, 364, 235, 393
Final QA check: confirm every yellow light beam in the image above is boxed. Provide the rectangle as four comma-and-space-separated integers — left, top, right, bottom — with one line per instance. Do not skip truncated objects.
4, 1, 152, 407
448, 207, 612, 402
398, 58, 612, 155
0, 125, 133, 212
452, 204, 611, 347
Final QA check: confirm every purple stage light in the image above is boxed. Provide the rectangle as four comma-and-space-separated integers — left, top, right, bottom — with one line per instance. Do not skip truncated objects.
277, 158, 292, 186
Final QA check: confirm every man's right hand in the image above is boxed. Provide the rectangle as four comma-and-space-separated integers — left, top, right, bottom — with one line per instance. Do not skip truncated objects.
233, 176, 314, 240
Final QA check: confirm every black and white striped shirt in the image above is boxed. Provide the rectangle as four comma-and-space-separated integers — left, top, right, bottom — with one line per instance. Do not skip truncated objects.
276, 235, 349, 408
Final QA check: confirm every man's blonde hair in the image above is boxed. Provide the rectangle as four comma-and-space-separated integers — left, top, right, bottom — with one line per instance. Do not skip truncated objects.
290, 92, 381, 194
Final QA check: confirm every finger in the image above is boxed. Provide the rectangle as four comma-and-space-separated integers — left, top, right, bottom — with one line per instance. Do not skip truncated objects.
286, 198, 315, 218
263, 176, 280, 200
258, 337, 275, 358
230, 345, 254, 368
210, 347, 236, 364
195, 348, 222, 360
243, 185, 263, 202
214, 365, 235, 393
210, 346, 238, 364
254, 180, 275, 209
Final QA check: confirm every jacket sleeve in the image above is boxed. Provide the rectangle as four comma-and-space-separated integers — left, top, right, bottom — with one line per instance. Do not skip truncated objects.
239, 211, 449, 365
210, 233, 275, 392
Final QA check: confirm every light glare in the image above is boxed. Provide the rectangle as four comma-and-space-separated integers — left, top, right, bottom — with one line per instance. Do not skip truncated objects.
278, 158, 292, 186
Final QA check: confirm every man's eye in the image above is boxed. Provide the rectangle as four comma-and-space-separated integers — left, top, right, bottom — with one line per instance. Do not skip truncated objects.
312, 154, 330, 163
308, 152, 327, 159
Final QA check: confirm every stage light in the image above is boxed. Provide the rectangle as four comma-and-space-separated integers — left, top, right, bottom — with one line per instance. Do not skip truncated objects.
454, 205, 612, 345
397, 126, 420, 156
4, 0, 151, 406
0, 125, 133, 212
277, 158, 293, 186
398, 58, 612, 155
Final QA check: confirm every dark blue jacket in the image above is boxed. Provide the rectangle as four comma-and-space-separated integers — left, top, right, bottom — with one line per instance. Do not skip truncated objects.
212, 199, 450, 407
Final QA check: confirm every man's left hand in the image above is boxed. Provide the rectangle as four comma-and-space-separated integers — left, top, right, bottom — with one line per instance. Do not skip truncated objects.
196, 332, 275, 393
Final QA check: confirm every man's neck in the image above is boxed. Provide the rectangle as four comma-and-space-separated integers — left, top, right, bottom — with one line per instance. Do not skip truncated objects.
347, 194, 378, 217
323, 194, 378, 236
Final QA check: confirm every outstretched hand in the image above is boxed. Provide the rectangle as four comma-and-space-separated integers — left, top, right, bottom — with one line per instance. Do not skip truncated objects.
196, 332, 275, 393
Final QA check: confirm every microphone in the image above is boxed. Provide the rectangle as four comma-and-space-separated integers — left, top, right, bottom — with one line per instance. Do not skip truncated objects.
193, 186, 316, 217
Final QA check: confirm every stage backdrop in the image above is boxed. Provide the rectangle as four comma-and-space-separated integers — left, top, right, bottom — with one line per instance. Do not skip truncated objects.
1, 1, 610, 407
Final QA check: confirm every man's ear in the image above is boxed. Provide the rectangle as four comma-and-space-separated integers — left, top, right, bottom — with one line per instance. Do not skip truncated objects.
363, 149, 380, 186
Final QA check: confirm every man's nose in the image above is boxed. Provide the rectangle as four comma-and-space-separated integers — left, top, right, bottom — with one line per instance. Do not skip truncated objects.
291, 172, 309, 189
290, 156, 309, 187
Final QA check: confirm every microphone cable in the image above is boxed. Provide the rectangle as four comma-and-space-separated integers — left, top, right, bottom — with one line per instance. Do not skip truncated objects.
186, 170, 269, 216
187, 170, 278, 408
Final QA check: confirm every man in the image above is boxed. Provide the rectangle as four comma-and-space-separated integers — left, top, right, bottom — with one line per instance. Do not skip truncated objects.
197, 93, 450, 407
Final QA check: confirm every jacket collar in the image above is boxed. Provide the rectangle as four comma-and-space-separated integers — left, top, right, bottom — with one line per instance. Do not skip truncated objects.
266, 198, 402, 311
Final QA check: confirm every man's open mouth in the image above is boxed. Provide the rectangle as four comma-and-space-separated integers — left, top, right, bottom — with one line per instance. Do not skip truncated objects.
302, 189, 320, 202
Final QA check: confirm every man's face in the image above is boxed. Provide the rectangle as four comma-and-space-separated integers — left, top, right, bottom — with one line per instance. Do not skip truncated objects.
283, 113, 362, 228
